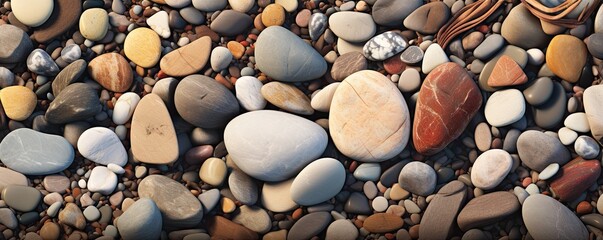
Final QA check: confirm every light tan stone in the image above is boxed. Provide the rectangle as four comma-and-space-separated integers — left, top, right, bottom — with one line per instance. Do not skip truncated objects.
199, 157, 227, 186
160, 36, 211, 77
0, 86, 36, 121
329, 70, 411, 162
131, 93, 178, 164
261, 82, 313, 115
79, 8, 109, 41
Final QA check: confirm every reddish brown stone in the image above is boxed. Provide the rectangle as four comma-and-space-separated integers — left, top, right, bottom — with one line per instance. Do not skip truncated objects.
206, 216, 258, 240
420, 180, 467, 239
576, 201, 593, 215
330, 52, 367, 81
88, 53, 133, 92
487, 55, 527, 87
383, 53, 407, 74
550, 157, 601, 202
363, 213, 404, 233
32, 0, 81, 43
413, 63, 482, 155
456, 191, 520, 231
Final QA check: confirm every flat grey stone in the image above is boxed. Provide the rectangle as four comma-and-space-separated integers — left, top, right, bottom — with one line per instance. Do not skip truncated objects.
0, 128, 74, 175
228, 170, 258, 205
45, 83, 102, 124
532, 81, 566, 129
209, 10, 251, 36
372, 0, 422, 26
232, 206, 271, 234
523, 194, 588, 240
517, 130, 570, 171
329, 12, 376, 42
420, 180, 467, 240
288, 212, 331, 240
255, 26, 327, 82
138, 175, 203, 228
474, 34, 505, 60
117, 198, 162, 240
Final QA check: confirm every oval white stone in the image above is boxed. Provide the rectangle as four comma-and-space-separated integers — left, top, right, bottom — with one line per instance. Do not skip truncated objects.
112, 92, 140, 125
471, 149, 513, 190
485, 89, 525, 127
77, 127, 128, 166
290, 158, 345, 206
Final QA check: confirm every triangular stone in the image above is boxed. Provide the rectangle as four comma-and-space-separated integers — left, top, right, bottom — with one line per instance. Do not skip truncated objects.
488, 55, 527, 87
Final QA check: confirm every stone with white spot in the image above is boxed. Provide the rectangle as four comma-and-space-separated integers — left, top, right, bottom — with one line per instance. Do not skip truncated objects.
574, 136, 600, 159
363, 32, 408, 61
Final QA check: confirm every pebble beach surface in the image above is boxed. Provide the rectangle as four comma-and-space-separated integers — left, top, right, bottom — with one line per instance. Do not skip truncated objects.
0, 0, 602, 239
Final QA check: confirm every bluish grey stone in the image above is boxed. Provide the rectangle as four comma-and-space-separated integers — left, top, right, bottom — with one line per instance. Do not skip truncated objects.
309, 13, 327, 41
180, 7, 205, 25
117, 198, 162, 240
473, 34, 505, 60
353, 163, 381, 181
363, 31, 408, 61
224, 110, 328, 182
574, 136, 600, 159
398, 161, 437, 196
228, 170, 258, 205
291, 158, 346, 206
0, 128, 74, 175
0, 24, 33, 64
60, 44, 81, 63
26, 49, 59, 76
198, 189, 220, 212
255, 26, 327, 82
523, 194, 588, 240
209, 10, 251, 36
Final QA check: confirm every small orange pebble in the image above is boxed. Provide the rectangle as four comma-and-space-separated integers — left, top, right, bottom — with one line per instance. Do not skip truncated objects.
227, 41, 245, 59
292, 208, 303, 220
522, 177, 532, 188
576, 201, 593, 215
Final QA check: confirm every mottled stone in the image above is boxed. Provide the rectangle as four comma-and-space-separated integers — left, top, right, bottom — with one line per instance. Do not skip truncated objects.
88, 53, 132, 92
308, 13, 327, 41
487, 55, 527, 87
363, 32, 408, 61
413, 63, 482, 155
160, 36, 211, 77
27, 49, 59, 76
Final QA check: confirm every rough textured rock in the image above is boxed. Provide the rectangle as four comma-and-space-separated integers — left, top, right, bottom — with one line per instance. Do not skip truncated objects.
174, 75, 239, 128
550, 157, 601, 202
413, 63, 482, 155
457, 191, 520, 231
255, 26, 327, 82
330, 70, 410, 162
419, 181, 467, 239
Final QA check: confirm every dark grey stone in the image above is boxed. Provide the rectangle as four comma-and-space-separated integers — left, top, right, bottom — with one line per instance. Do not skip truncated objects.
45, 83, 102, 124
209, 10, 252, 37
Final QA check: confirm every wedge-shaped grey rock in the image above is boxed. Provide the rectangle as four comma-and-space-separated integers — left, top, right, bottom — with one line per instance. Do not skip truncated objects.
0, 128, 74, 175
523, 194, 588, 240
255, 26, 327, 82
117, 198, 162, 240
45, 83, 102, 124
224, 110, 328, 182
138, 175, 203, 229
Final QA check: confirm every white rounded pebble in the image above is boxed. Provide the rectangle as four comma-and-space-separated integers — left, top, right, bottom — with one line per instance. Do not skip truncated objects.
398, 68, 421, 92
564, 112, 590, 133
558, 127, 578, 145
210, 46, 233, 71
421, 43, 449, 74
112, 92, 140, 125
78, 179, 87, 188
78, 127, 128, 166
371, 196, 388, 212
538, 163, 559, 180
235, 76, 267, 111
471, 149, 513, 190
87, 166, 118, 195
146, 11, 171, 38
574, 135, 600, 159
527, 48, 544, 65
525, 184, 539, 195
485, 89, 525, 127
597, 195, 603, 214
107, 163, 125, 174
47, 202, 62, 217
83, 206, 101, 221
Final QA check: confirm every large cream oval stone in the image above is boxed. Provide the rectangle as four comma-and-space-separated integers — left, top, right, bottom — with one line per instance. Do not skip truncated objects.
329, 70, 410, 162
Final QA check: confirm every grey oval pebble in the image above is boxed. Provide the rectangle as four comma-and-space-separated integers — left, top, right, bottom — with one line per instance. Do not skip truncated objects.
523, 77, 554, 106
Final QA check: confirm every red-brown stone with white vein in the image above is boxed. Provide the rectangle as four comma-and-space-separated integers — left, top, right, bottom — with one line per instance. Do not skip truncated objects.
487, 55, 527, 87
88, 53, 133, 92
413, 62, 482, 155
